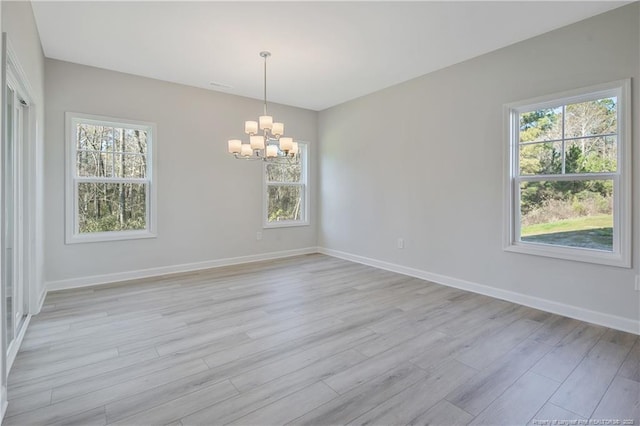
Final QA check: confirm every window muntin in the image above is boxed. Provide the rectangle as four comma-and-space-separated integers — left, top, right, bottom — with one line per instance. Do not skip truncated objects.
505, 80, 630, 267
66, 113, 156, 243
263, 143, 308, 227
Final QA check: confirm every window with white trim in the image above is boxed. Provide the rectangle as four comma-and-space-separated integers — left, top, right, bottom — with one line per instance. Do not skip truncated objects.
505, 80, 630, 267
263, 142, 308, 227
65, 112, 157, 243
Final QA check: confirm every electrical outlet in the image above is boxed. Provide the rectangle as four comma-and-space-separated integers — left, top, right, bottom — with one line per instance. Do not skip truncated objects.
256, 231, 263, 241
635, 275, 640, 291
397, 238, 404, 249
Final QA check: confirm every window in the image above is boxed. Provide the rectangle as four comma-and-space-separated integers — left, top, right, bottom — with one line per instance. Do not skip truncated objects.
263, 142, 309, 227
504, 80, 630, 267
65, 112, 156, 243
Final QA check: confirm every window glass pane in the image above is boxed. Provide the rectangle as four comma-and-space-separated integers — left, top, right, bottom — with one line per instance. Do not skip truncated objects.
101, 152, 115, 177
77, 151, 100, 177
267, 185, 303, 222
114, 154, 146, 178
98, 126, 114, 152
124, 129, 148, 153
77, 124, 102, 151
77, 124, 89, 150
519, 107, 562, 143
76, 151, 114, 177
266, 160, 302, 183
564, 98, 617, 138
77, 124, 117, 151
519, 179, 613, 252
565, 136, 617, 174
519, 141, 562, 176
77, 182, 146, 233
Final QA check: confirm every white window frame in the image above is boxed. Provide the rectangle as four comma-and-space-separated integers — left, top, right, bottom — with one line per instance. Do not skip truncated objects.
263, 142, 309, 228
503, 79, 631, 268
65, 112, 157, 244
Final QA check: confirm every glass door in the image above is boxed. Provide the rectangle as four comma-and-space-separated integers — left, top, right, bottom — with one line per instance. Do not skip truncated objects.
3, 84, 14, 347
3, 81, 27, 354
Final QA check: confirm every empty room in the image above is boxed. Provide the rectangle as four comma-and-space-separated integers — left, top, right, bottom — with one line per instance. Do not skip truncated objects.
0, 1, 638, 425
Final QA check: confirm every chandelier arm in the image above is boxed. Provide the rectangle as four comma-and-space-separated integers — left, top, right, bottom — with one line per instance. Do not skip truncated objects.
233, 148, 298, 162
233, 153, 263, 161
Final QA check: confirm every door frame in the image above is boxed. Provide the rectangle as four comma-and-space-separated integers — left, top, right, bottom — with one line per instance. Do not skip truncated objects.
1, 34, 42, 374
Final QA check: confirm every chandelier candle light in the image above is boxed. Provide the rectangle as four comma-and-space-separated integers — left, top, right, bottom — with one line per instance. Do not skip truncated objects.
227, 51, 298, 160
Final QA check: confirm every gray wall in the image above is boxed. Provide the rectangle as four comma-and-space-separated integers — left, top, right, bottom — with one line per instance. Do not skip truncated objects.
45, 60, 317, 283
2, 1, 44, 96
318, 4, 640, 326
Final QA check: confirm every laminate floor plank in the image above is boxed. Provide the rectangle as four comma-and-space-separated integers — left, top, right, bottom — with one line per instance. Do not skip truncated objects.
27, 311, 107, 330
50, 352, 217, 404
455, 318, 543, 370
154, 328, 253, 357
323, 330, 448, 394
103, 367, 229, 422
228, 328, 375, 392
227, 381, 338, 426
528, 402, 585, 425
531, 322, 607, 382
8, 347, 160, 400
9, 348, 120, 384
4, 389, 51, 418
408, 399, 474, 426
6, 254, 638, 425
600, 328, 638, 348
181, 350, 364, 426
468, 371, 560, 425
352, 321, 427, 357
181, 349, 367, 425
410, 318, 515, 370
529, 316, 581, 346
290, 363, 428, 426
108, 379, 238, 426
618, 339, 640, 382
20, 315, 187, 354
549, 339, 631, 417
202, 320, 372, 371
445, 338, 553, 416
590, 376, 640, 422
49, 406, 107, 426
4, 359, 209, 425
347, 359, 477, 426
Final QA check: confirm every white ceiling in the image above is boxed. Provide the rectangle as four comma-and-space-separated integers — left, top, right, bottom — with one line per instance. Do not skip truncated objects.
31, 1, 628, 111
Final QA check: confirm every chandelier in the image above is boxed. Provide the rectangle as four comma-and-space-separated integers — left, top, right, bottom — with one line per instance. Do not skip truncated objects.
227, 51, 298, 161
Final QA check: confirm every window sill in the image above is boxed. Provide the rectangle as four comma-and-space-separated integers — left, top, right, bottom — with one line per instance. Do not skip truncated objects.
263, 221, 310, 229
504, 241, 630, 268
65, 230, 157, 245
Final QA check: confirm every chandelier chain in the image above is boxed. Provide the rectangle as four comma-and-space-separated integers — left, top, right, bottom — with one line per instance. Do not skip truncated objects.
263, 53, 268, 116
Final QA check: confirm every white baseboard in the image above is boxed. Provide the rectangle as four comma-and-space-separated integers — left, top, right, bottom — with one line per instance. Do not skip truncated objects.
318, 247, 639, 335
46, 247, 318, 292
35, 287, 47, 313
0, 389, 7, 426
7, 315, 32, 373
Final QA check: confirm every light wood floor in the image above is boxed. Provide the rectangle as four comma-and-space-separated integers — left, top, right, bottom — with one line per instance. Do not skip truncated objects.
4, 254, 639, 425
